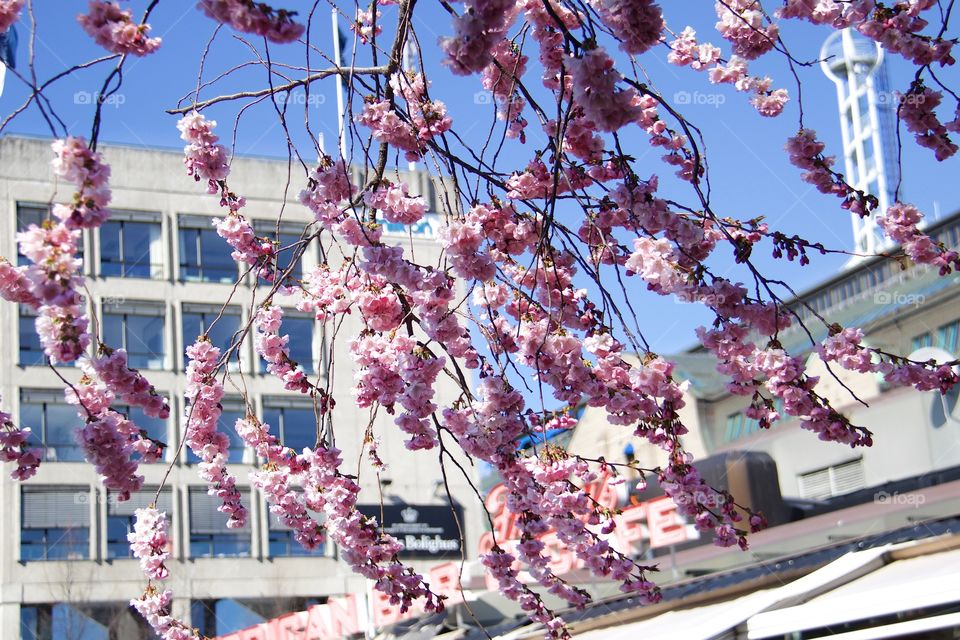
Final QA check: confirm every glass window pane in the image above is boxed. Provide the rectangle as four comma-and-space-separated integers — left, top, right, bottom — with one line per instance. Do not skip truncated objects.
187, 409, 245, 464
200, 229, 236, 283
286, 318, 313, 374
284, 408, 315, 452
19, 309, 45, 366
118, 313, 165, 370
45, 404, 83, 462
179, 228, 201, 281
100, 222, 123, 277
121, 222, 155, 278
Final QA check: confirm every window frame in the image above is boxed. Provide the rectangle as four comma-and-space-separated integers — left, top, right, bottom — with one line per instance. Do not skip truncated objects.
98, 211, 164, 279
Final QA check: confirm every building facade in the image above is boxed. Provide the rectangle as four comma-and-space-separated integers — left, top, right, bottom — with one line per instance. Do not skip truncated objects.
0, 135, 478, 639
568, 209, 960, 504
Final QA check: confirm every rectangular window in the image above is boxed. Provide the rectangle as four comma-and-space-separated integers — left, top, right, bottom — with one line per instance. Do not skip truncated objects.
262, 398, 317, 453
798, 458, 865, 500
259, 312, 314, 374
106, 488, 173, 559
113, 404, 168, 463
99, 212, 163, 279
16, 203, 50, 266
189, 487, 251, 558
20, 389, 83, 462
19, 305, 45, 366
182, 304, 241, 366
911, 332, 933, 352
21, 487, 90, 561
254, 221, 305, 282
178, 215, 237, 283
102, 300, 166, 370
186, 397, 246, 464
937, 320, 960, 354
267, 506, 325, 557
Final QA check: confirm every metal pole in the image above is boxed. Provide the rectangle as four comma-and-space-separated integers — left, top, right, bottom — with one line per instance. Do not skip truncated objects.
331, 9, 347, 160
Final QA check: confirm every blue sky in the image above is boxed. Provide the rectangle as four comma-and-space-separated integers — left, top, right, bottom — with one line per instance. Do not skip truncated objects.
1, 2, 958, 356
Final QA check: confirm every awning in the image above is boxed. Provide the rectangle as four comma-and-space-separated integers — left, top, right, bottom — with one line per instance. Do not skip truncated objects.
574, 590, 775, 640
747, 545, 960, 639
570, 544, 893, 640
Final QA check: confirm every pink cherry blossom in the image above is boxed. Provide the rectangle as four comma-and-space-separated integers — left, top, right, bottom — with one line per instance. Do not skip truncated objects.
78, 1, 162, 56
0, 0, 23, 33
128, 507, 171, 580
197, 0, 305, 43
184, 339, 247, 528
0, 397, 42, 481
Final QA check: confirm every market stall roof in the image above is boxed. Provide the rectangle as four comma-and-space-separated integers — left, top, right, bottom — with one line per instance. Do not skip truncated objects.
747, 544, 960, 639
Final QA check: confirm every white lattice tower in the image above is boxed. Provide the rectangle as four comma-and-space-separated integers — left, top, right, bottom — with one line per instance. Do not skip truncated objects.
821, 29, 899, 262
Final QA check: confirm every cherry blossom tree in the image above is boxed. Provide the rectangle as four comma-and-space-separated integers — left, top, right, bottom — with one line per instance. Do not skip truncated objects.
1, 1, 960, 638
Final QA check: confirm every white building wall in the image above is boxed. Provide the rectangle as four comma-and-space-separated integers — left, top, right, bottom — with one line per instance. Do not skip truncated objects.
0, 136, 479, 638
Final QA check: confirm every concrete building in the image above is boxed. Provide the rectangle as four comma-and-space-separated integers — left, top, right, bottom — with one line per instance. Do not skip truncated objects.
568, 208, 960, 504
0, 135, 478, 639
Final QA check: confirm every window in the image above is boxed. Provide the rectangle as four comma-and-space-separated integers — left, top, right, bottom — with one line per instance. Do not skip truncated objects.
254, 221, 304, 281
16, 203, 50, 266
267, 505, 325, 557
911, 332, 934, 352
189, 488, 251, 558
186, 397, 246, 464
262, 399, 317, 453
21, 603, 150, 640
114, 404, 168, 462
106, 488, 172, 559
182, 304, 241, 365
21, 487, 90, 560
798, 458, 865, 500
99, 212, 163, 278
20, 389, 83, 462
721, 399, 783, 444
19, 305, 45, 366
178, 215, 237, 283
259, 312, 314, 374
937, 320, 960, 354
102, 300, 166, 370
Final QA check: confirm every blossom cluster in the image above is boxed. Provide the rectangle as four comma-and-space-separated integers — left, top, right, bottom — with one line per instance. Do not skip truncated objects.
78, 1, 161, 56
785, 129, 875, 216
441, 0, 519, 74
183, 339, 247, 528
877, 202, 960, 274
128, 507, 171, 580
254, 305, 311, 392
91, 348, 171, 419
66, 370, 150, 501
0, 396, 41, 481
197, 0, 304, 43
298, 158, 356, 225
236, 416, 326, 549
178, 113, 277, 281
0, 0, 23, 33
301, 445, 443, 614
899, 85, 959, 161
357, 72, 453, 161
131, 588, 197, 640
51, 136, 112, 230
